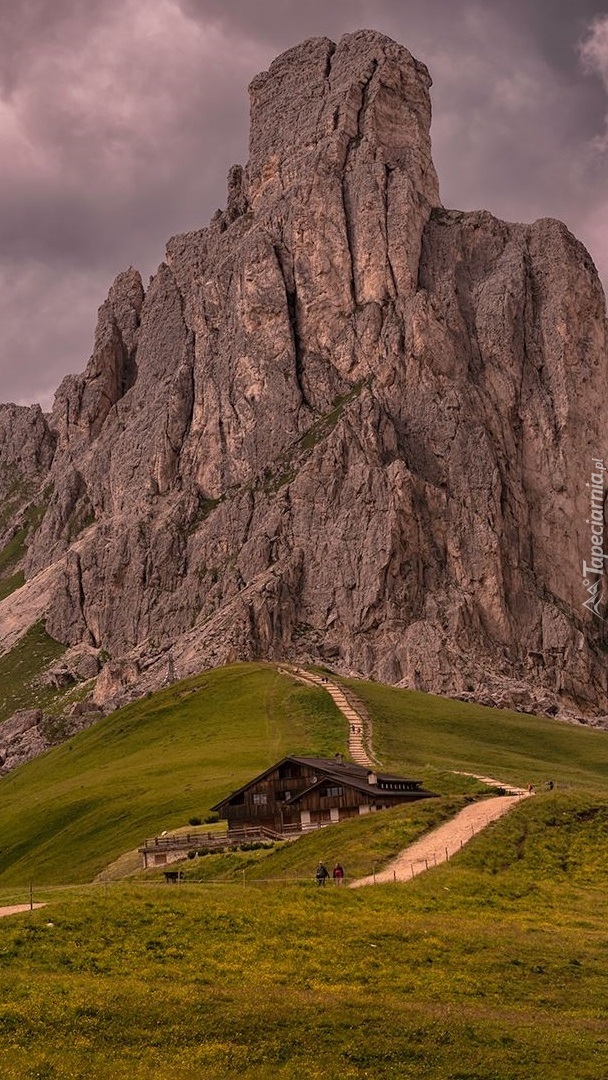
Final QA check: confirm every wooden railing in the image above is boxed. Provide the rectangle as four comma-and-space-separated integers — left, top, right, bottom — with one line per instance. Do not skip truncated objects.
139, 820, 333, 859
139, 825, 291, 853
141, 832, 222, 850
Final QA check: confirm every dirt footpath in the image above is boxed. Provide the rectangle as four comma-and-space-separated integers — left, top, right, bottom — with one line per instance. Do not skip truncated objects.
350, 793, 530, 887
0, 904, 45, 918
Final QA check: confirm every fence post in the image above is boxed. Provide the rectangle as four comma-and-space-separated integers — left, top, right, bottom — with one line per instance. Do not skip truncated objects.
242, 870, 246, 886
372, 864, 376, 884
29, 882, 33, 911
445, 847, 449, 862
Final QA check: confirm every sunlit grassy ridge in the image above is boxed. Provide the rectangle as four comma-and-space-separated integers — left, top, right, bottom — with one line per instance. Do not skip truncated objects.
340, 676, 608, 792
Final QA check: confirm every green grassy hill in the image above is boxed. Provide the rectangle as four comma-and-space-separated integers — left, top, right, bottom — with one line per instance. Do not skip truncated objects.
340, 675, 608, 792
2, 663, 608, 1078
0, 663, 345, 886
1, 789, 608, 1079
1, 661, 608, 890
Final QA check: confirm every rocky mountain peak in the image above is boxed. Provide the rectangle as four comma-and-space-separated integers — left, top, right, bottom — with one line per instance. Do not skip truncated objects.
247, 31, 439, 211
50, 266, 144, 451
0, 30, 607, 729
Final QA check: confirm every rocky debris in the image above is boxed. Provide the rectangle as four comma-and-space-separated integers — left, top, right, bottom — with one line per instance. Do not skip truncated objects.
0, 703, 105, 776
559, 712, 608, 731
65, 699, 104, 719
91, 657, 142, 708
0, 710, 46, 773
40, 644, 103, 688
0, 29, 607, 723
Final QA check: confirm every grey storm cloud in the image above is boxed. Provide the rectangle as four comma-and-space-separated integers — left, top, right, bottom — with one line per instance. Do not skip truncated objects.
0, 0, 607, 408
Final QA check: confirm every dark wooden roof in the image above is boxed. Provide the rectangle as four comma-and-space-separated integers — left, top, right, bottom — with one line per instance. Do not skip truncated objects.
291, 757, 424, 787
210, 755, 432, 811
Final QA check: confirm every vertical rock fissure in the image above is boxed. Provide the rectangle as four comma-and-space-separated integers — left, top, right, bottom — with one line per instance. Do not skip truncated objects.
341, 179, 357, 308
73, 551, 95, 646
340, 59, 379, 308
323, 39, 337, 81
286, 286, 310, 411
384, 165, 399, 298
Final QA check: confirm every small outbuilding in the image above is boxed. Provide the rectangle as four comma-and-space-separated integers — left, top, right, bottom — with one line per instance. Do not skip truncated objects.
211, 755, 435, 835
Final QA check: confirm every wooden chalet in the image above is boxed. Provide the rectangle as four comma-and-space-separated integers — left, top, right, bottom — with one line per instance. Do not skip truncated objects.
211, 756, 435, 835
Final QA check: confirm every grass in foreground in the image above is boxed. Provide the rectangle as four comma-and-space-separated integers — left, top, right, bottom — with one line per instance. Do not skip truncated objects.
1, 791, 607, 1079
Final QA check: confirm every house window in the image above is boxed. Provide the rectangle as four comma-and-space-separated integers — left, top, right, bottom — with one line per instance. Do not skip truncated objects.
252, 793, 267, 806
322, 785, 342, 797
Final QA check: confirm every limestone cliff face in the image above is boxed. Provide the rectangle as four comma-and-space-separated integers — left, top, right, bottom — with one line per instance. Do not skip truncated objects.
1, 29, 607, 717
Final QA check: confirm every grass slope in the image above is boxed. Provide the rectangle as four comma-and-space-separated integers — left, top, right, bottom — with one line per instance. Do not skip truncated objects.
2, 666, 608, 1075
0, 621, 66, 722
341, 676, 608, 792
0, 663, 345, 886
2, 660, 608, 889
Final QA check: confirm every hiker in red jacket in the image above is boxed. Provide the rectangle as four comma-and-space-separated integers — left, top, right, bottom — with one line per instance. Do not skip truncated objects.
332, 862, 344, 885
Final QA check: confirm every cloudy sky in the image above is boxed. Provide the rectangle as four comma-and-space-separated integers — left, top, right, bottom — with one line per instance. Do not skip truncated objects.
1, 0, 607, 409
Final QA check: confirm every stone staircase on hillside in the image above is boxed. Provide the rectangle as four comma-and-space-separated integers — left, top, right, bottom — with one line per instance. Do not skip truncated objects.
282, 665, 376, 768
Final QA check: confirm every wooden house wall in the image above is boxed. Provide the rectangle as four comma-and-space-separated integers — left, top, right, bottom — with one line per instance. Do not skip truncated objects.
294, 786, 424, 818
220, 760, 432, 833
294, 785, 374, 814
224, 761, 321, 831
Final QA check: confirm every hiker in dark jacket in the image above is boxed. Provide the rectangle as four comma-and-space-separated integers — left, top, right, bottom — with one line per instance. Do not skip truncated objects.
315, 862, 329, 886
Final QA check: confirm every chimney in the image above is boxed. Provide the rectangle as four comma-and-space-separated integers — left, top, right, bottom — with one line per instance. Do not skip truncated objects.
367, 771, 377, 785
335, 752, 344, 763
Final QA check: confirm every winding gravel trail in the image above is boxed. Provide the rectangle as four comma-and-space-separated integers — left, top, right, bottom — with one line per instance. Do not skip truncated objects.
0, 904, 45, 918
350, 792, 531, 887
